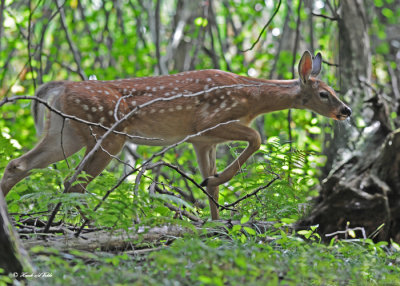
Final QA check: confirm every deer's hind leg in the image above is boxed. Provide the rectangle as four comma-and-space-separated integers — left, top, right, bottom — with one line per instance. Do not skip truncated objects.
192, 143, 219, 220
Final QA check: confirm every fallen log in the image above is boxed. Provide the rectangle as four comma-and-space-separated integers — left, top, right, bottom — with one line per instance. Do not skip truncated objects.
22, 220, 280, 252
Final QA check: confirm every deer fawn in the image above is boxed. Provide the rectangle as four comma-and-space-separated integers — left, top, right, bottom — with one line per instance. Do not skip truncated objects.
1, 51, 351, 220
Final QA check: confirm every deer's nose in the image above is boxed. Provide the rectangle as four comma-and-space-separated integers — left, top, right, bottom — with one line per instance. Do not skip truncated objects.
341, 106, 352, 117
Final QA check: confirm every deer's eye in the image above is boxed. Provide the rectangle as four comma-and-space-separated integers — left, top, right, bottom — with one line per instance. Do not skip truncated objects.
319, 91, 329, 99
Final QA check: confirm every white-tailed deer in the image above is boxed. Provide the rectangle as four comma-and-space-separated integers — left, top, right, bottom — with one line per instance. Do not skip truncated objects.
1, 51, 351, 219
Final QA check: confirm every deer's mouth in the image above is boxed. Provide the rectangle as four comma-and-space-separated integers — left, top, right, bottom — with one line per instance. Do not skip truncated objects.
335, 114, 349, 121
332, 106, 352, 120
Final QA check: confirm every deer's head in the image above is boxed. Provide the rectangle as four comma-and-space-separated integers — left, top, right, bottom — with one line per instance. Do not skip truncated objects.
296, 51, 351, 120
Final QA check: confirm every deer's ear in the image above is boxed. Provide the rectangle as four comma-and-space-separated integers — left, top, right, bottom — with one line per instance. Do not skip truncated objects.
311, 52, 322, 77
298, 51, 312, 84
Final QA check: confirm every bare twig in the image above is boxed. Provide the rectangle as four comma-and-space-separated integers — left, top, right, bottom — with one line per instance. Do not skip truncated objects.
163, 202, 202, 222
322, 60, 339, 67
311, 12, 338, 21
155, 0, 165, 74
0, 95, 162, 142
288, 0, 303, 180
0, 0, 5, 52
325, 227, 366, 239
154, 161, 235, 212
241, 0, 282, 52
56, 0, 86, 80
223, 175, 280, 208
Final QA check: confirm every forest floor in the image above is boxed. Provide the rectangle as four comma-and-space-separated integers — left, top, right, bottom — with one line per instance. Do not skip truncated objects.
10, 215, 400, 285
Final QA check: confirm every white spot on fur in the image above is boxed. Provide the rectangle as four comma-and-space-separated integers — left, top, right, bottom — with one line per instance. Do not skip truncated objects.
150, 109, 156, 114
176, 105, 183, 110
75, 99, 81, 104
160, 109, 165, 113
83, 105, 89, 111
98, 106, 104, 112
108, 110, 113, 116
91, 107, 97, 112
132, 100, 137, 105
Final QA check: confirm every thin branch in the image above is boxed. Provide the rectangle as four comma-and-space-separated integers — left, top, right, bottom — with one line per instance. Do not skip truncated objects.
56, 0, 86, 80
325, 227, 366, 239
288, 0, 303, 181
154, 0, 165, 74
0, 0, 5, 52
155, 162, 235, 212
163, 202, 202, 222
241, 0, 282, 52
223, 175, 280, 208
322, 60, 339, 67
311, 12, 338, 21
0, 95, 162, 142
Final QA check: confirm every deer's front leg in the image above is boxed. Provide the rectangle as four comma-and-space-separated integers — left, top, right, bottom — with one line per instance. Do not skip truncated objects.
192, 143, 219, 220
66, 134, 126, 193
200, 123, 261, 189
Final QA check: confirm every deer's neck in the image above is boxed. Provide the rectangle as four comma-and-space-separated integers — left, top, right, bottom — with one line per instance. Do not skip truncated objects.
241, 78, 301, 116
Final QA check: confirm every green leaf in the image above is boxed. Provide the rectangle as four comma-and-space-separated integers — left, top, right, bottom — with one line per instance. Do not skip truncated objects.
232, 224, 242, 233
240, 215, 250, 225
381, 8, 394, 18
243, 226, 256, 235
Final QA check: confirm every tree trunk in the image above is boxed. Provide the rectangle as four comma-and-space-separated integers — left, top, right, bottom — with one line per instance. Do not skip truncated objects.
298, 0, 400, 243
298, 129, 400, 242
322, 0, 372, 176
0, 191, 32, 280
